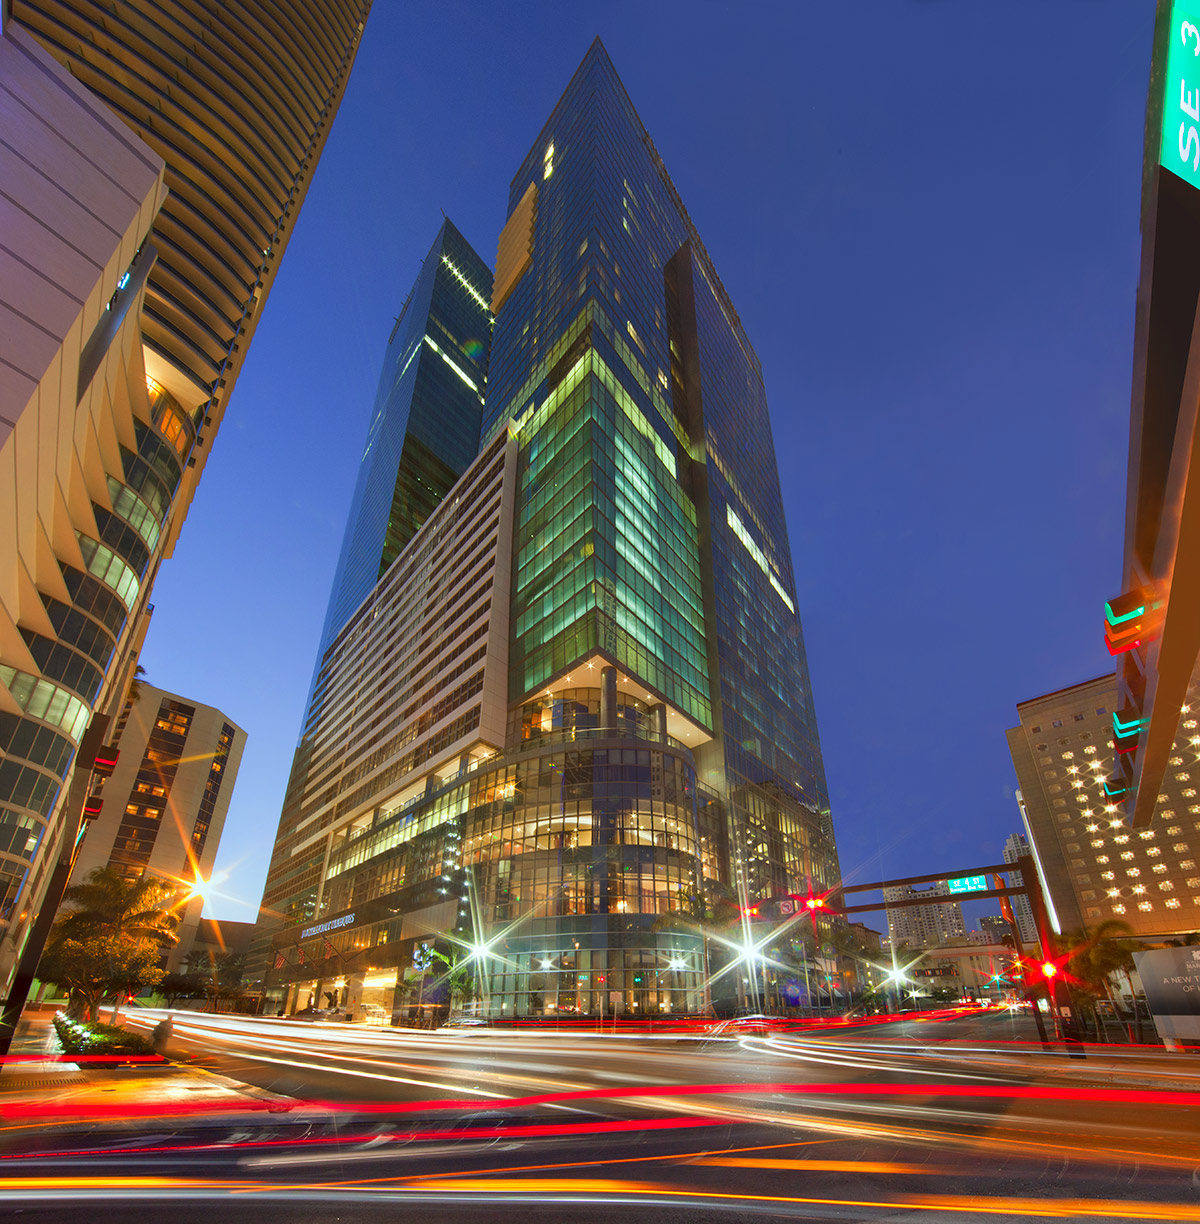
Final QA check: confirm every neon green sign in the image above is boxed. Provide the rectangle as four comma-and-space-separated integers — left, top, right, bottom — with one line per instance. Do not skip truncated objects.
947, 875, 988, 895
1161, 1, 1200, 190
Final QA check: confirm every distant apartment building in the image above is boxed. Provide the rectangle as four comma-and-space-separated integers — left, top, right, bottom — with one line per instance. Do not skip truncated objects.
1001, 832, 1040, 946
883, 881, 966, 949
70, 683, 245, 966
1007, 674, 1200, 939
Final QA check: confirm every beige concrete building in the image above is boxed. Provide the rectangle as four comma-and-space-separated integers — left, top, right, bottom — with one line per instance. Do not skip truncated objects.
1008, 675, 1200, 940
0, 3, 367, 999
255, 430, 518, 1017
70, 683, 245, 967
908, 939, 1016, 1002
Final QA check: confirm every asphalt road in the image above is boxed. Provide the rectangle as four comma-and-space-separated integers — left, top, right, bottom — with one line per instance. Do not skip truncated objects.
3, 1008, 1198, 1222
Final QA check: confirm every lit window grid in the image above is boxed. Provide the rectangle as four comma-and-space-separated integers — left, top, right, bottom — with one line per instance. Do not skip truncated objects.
1019, 680, 1200, 932
512, 374, 710, 722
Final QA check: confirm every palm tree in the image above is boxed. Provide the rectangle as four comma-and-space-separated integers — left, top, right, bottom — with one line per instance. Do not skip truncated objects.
183, 948, 246, 1012
1056, 919, 1143, 1042
48, 867, 180, 1022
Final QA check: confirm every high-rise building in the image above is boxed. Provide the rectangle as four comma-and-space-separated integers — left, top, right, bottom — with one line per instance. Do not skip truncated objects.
69, 682, 245, 967
317, 219, 493, 662
882, 882, 966, 950
979, 915, 1011, 945
1106, 2, 1200, 828
0, 2, 368, 997
254, 39, 841, 1020
1007, 674, 1200, 939
1001, 832, 1039, 947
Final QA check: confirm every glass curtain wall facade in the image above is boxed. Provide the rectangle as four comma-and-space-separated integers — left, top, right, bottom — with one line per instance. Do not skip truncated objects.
319, 220, 494, 656
255, 39, 840, 1020
482, 40, 841, 1006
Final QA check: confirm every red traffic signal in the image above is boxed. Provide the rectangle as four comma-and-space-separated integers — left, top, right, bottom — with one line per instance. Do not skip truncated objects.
804, 895, 826, 910
92, 746, 120, 777
1041, 961, 1058, 979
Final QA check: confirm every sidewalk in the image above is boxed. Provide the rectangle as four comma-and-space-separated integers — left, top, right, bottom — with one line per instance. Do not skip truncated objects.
0, 1009, 294, 1123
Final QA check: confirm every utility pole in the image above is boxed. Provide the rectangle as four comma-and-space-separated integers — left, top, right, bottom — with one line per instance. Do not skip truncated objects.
993, 869, 1051, 1050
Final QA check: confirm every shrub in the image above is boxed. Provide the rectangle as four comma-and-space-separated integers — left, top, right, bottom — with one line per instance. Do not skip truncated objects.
53, 1011, 154, 1055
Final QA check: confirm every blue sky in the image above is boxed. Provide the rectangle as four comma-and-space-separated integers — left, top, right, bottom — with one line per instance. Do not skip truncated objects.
139, 2, 1155, 928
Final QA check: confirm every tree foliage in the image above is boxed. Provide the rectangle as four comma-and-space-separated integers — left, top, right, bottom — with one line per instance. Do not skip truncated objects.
431, 947, 478, 1007
182, 949, 247, 1011
41, 866, 179, 1022
1056, 919, 1144, 1041
158, 971, 207, 1008
40, 934, 163, 1022
1057, 920, 1140, 994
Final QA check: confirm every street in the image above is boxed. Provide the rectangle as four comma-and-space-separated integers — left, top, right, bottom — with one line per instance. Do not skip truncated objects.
2, 1007, 1198, 1221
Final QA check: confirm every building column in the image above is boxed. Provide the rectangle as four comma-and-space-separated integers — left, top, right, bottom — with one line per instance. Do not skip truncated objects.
345, 972, 365, 1021
649, 702, 667, 741
600, 665, 617, 732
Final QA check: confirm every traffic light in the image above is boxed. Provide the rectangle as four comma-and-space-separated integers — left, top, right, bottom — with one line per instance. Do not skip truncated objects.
804, 895, 826, 911
1104, 590, 1150, 656
633, 974, 643, 984
82, 744, 120, 821
92, 746, 120, 777
741, 905, 760, 917
1041, 961, 1058, 979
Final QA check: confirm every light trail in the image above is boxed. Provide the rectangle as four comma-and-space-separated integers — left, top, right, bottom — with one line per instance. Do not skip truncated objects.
3, 1174, 1200, 1219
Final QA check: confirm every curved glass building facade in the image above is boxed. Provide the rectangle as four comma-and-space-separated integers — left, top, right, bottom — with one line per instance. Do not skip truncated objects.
0, 3, 368, 1000
254, 38, 841, 1022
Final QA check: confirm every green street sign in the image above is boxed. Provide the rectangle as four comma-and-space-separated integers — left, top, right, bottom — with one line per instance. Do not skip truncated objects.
947, 875, 988, 895
1160, 1, 1200, 190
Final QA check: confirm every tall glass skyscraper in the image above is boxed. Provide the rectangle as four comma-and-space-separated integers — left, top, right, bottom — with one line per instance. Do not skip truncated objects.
319, 220, 493, 656
254, 40, 840, 1020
